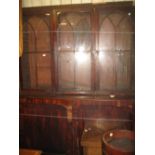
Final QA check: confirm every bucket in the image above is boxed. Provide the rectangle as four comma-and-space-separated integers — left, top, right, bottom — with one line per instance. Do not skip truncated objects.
102, 129, 134, 155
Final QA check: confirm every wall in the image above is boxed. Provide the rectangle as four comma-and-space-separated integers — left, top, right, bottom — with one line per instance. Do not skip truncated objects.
22, 0, 134, 7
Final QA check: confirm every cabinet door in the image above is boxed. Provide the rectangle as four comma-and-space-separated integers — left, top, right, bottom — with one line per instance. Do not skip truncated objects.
98, 8, 134, 92
21, 15, 53, 89
98, 15, 116, 91
55, 11, 92, 91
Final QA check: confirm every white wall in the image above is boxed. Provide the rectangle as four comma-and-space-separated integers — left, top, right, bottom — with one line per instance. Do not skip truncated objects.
22, 0, 134, 7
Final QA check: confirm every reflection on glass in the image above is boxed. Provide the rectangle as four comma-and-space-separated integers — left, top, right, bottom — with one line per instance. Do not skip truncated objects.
42, 53, 46, 57
99, 51, 105, 62
79, 46, 85, 52
45, 13, 50, 16
57, 12, 91, 90
75, 46, 88, 64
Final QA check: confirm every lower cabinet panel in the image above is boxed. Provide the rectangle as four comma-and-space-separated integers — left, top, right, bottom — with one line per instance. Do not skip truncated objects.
19, 97, 134, 155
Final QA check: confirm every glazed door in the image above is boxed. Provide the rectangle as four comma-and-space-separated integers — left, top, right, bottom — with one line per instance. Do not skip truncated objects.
21, 14, 53, 90
97, 8, 134, 93
55, 10, 93, 92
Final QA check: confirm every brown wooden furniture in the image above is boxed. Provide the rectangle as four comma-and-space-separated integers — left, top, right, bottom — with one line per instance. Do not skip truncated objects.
19, 96, 134, 155
19, 2, 135, 155
81, 127, 103, 155
19, 149, 42, 155
20, 100, 72, 154
20, 2, 134, 97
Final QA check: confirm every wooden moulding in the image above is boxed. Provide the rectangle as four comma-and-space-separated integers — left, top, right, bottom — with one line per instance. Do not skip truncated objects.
19, 149, 42, 155
19, 0, 23, 57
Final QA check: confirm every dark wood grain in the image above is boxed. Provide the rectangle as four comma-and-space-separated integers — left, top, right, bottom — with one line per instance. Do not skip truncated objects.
20, 102, 73, 154
19, 97, 134, 155
20, 2, 135, 155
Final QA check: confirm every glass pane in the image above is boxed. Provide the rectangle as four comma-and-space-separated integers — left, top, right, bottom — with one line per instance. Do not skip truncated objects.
99, 17, 115, 50
24, 16, 51, 52
22, 15, 52, 90
75, 52, 91, 91
21, 53, 37, 89
37, 67, 51, 88
115, 51, 130, 90
74, 18, 91, 51
115, 14, 134, 90
37, 53, 52, 88
36, 53, 51, 67
57, 12, 92, 91
36, 21, 50, 51
23, 22, 35, 52
58, 52, 75, 90
109, 13, 123, 26
99, 52, 115, 90
58, 19, 74, 50
98, 11, 134, 92
99, 17, 115, 90
116, 16, 133, 50
21, 53, 52, 89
